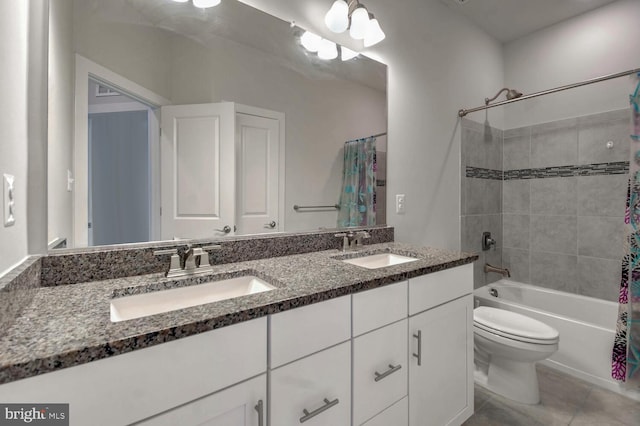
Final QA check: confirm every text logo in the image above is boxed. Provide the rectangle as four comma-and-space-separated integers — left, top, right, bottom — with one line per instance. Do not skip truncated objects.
0, 404, 68, 425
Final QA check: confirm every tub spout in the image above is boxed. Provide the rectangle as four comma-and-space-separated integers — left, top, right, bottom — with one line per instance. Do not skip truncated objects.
484, 263, 511, 278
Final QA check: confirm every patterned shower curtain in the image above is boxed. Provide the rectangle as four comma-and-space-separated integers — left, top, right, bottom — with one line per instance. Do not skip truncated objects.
337, 137, 377, 227
612, 77, 640, 385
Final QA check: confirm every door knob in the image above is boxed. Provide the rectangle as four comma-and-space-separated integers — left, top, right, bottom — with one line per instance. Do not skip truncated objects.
215, 225, 231, 234
264, 221, 276, 229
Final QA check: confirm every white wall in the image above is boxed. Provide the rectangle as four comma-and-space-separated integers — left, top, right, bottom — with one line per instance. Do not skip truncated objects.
0, 0, 30, 275
48, 0, 74, 246
244, 0, 505, 248
504, 0, 640, 129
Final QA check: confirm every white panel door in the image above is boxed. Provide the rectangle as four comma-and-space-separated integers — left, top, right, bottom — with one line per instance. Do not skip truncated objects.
235, 112, 280, 235
161, 103, 235, 239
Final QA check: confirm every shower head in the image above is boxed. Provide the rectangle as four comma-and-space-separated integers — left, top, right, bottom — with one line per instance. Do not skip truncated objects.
485, 88, 523, 105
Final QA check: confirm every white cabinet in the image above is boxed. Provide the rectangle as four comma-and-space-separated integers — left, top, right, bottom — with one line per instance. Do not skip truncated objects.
362, 397, 408, 426
0, 317, 267, 426
409, 295, 474, 426
270, 341, 351, 425
353, 319, 408, 425
352, 280, 407, 337
137, 375, 266, 426
270, 295, 350, 368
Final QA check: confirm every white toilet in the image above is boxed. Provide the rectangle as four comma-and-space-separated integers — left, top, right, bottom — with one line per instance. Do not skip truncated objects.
473, 306, 559, 404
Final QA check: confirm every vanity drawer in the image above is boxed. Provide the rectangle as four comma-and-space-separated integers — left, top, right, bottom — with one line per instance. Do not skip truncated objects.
270, 341, 351, 426
409, 264, 473, 315
353, 319, 408, 425
353, 281, 407, 337
0, 317, 266, 426
270, 295, 350, 368
362, 397, 408, 426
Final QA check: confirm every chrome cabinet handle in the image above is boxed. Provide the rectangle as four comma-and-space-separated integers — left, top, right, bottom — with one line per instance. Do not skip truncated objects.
413, 330, 422, 366
215, 225, 231, 234
299, 398, 339, 423
374, 364, 402, 382
264, 221, 276, 229
255, 400, 264, 426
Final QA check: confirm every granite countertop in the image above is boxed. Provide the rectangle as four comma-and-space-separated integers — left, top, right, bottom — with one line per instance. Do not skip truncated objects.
0, 242, 477, 384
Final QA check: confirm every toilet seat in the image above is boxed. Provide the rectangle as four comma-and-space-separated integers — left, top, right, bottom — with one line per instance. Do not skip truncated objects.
474, 306, 559, 345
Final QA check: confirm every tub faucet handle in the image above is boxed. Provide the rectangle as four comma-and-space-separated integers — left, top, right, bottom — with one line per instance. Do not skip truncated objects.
482, 232, 496, 251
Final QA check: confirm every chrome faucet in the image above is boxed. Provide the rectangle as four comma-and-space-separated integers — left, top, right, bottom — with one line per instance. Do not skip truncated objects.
484, 263, 511, 278
335, 230, 371, 251
154, 244, 222, 278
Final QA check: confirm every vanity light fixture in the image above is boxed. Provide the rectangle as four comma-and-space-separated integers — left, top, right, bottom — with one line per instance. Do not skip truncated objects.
341, 46, 359, 61
172, 0, 221, 9
324, 0, 386, 47
193, 0, 221, 8
299, 30, 357, 62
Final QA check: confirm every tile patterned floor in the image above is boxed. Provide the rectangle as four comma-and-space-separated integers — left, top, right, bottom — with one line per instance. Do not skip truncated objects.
463, 365, 640, 426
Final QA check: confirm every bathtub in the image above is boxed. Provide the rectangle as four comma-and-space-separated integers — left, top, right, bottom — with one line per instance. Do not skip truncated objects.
474, 280, 640, 401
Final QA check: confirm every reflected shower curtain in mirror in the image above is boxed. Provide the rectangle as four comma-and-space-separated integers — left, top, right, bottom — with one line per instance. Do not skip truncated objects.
337, 137, 376, 227
612, 77, 640, 385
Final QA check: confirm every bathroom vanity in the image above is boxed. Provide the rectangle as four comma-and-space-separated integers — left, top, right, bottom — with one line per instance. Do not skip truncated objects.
0, 236, 476, 426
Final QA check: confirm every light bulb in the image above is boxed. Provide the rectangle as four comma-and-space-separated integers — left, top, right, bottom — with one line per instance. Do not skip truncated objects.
300, 31, 322, 52
318, 39, 338, 60
324, 0, 349, 33
341, 46, 359, 61
193, 0, 221, 8
349, 6, 370, 40
364, 18, 385, 47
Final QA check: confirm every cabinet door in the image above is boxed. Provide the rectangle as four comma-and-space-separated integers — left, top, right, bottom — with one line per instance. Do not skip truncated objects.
353, 319, 408, 425
409, 295, 473, 426
271, 341, 350, 426
136, 374, 266, 426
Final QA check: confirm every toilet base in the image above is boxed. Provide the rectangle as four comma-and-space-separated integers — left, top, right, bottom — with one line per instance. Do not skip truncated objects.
475, 356, 540, 405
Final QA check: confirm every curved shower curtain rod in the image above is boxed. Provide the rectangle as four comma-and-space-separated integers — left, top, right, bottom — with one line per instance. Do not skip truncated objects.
458, 67, 640, 118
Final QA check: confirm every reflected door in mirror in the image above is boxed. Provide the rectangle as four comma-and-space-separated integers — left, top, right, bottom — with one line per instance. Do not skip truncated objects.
161, 103, 236, 240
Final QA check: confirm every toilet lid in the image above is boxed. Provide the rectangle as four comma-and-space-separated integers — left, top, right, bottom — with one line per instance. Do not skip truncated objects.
474, 306, 559, 342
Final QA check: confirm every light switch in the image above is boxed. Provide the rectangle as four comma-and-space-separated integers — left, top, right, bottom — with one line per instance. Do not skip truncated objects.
67, 169, 74, 192
3, 174, 15, 227
396, 194, 406, 214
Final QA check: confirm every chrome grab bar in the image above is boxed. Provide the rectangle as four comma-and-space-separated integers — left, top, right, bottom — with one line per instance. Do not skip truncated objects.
293, 204, 340, 211
299, 398, 339, 423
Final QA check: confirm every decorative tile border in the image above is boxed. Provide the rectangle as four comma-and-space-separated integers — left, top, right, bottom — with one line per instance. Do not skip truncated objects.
465, 167, 503, 180
467, 161, 629, 181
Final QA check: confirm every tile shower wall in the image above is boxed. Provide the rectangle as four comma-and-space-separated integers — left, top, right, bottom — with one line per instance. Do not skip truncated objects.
462, 109, 629, 301
502, 110, 628, 301
461, 119, 503, 288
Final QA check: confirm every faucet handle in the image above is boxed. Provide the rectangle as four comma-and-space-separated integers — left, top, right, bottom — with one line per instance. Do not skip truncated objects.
153, 248, 181, 276
334, 233, 347, 237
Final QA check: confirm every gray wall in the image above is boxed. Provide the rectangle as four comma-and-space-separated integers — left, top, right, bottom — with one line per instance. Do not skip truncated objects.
461, 109, 629, 301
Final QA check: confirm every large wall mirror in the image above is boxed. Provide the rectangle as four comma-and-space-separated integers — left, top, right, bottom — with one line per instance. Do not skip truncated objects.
48, 0, 387, 249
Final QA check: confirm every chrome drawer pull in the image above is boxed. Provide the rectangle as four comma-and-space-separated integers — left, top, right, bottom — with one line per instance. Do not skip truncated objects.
413, 330, 422, 366
255, 400, 264, 426
374, 363, 402, 382
299, 398, 339, 423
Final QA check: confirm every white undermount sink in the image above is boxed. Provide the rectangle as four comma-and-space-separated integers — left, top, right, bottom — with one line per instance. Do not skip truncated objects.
110, 275, 275, 322
341, 253, 418, 269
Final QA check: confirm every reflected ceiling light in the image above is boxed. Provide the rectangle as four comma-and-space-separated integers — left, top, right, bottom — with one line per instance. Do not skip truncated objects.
324, 0, 385, 47
341, 46, 359, 61
325, 0, 349, 33
171, 0, 189, 3
301, 31, 322, 52
364, 16, 385, 47
192, 0, 221, 8
318, 39, 338, 60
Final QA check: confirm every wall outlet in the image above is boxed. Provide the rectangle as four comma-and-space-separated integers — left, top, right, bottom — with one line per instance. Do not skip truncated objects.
3, 174, 15, 227
396, 194, 406, 214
